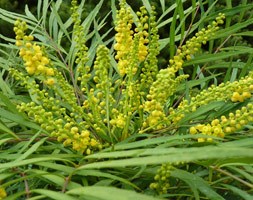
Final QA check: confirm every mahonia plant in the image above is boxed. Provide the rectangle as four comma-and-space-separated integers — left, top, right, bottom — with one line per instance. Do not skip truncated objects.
12, 0, 252, 157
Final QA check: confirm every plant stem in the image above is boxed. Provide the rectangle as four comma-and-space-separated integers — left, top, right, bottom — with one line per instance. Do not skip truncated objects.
210, 165, 253, 189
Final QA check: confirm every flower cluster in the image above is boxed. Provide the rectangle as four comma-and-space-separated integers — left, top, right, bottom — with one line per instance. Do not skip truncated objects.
10, 0, 231, 156
16, 98, 101, 154
169, 72, 253, 126
141, 13, 225, 131
190, 73, 253, 109
140, 6, 159, 91
114, 1, 151, 76
190, 103, 253, 142
135, 6, 149, 62
14, 20, 55, 84
184, 72, 253, 142
150, 163, 174, 194
72, 0, 90, 93
9, 67, 101, 154
82, 45, 117, 138
11, 7, 101, 154
114, 0, 134, 76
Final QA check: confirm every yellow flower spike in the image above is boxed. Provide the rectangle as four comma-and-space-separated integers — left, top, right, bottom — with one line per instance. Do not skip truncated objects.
143, 14, 226, 131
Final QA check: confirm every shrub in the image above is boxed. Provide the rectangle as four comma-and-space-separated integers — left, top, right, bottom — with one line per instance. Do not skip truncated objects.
0, 0, 253, 199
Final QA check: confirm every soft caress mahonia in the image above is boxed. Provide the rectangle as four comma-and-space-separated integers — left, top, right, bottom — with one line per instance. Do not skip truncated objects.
11, 0, 237, 157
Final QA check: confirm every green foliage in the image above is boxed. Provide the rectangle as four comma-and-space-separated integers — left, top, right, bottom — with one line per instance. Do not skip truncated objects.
0, 0, 253, 199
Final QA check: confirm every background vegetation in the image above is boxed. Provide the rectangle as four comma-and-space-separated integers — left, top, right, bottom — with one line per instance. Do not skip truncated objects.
0, 0, 253, 199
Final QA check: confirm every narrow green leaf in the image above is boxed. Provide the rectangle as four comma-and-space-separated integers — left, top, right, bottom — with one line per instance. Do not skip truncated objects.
0, 107, 41, 130
35, 162, 74, 174
74, 169, 140, 190
172, 169, 224, 200
222, 184, 253, 200
30, 169, 82, 189
0, 157, 73, 171
79, 147, 253, 169
0, 75, 14, 95
25, 5, 37, 21
169, 4, 178, 58
4, 192, 26, 200
0, 93, 18, 113
177, 74, 221, 92
0, 138, 13, 146
182, 101, 226, 122
160, 0, 165, 12
0, 120, 20, 140
230, 67, 238, 82
32, 189, 76, 200
67, 186, 162, 200
37, 0, 42, 18
15, 137, 47, 162
227, 166, 253, 184
42, 0, 49, 27
51, 1, 71, 41
184, 48, 253, 66
112, 135, 196, 151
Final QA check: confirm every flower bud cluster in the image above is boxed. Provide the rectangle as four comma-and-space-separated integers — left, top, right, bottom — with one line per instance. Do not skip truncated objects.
14, 20, 55, 83
170, 72, 253, 126
190, 103, 253, 142
83, 45, 118, 136
93, 45, 111, 91
135, 6, 149, 62
148, 13, 225, 107
114, 0, 134, 76
11, 36, 99, 155
141, 14, 225, 131
71, 0, 90, 93
140, 6, 159, 91
150, 163, 174, 194
114, 1, 152, 77
17, 101, 101, 154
